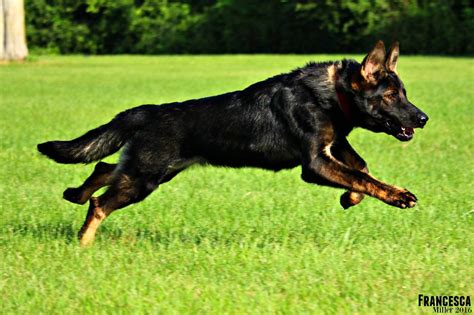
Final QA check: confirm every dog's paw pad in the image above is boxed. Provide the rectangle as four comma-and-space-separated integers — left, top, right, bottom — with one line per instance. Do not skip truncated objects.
391, 189, 417, 209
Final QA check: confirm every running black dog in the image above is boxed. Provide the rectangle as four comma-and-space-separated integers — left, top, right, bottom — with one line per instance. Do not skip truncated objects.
38, 41, 428, 246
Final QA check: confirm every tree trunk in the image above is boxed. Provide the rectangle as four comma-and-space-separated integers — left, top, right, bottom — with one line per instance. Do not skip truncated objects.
0, 0, 28, 61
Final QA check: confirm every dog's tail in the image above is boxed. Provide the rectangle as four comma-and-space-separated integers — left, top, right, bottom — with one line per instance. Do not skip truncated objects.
37, 105, 152, 164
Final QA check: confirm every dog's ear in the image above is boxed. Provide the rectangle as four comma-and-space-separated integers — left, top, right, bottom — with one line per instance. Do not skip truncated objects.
385, 41, 399, 73
361, 40, 386, 84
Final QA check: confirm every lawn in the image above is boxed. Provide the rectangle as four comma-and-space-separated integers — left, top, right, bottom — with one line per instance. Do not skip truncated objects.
0, 55, 472, 314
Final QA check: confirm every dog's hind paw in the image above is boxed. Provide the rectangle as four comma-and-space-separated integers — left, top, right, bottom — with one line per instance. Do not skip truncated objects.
63, 187, 87, 205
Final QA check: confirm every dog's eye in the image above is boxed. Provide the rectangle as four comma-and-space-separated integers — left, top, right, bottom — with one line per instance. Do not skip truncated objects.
385, 91, 398, 98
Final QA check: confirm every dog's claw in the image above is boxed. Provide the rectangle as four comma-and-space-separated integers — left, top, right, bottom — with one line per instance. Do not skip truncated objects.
389, 188, 417, 209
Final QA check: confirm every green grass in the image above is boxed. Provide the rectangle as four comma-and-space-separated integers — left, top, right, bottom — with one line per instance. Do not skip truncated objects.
0, 55, 473, 314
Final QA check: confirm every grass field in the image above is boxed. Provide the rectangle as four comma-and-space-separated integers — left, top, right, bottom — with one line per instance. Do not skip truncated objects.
0, 55, 473, 314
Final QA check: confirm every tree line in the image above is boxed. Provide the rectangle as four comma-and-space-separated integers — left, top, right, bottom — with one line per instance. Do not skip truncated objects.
26, 0, 473, 55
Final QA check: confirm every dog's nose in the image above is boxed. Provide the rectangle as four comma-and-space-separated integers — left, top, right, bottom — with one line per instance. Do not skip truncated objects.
417, 114, 429, 127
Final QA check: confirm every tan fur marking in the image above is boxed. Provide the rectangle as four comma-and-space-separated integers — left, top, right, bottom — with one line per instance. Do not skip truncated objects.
79, 213, 104, 247
323, 142, 334, 158
348, 192, 364, 204
375, 188, 388, 200
78, 198, 109, 247
326, 65, 336, 84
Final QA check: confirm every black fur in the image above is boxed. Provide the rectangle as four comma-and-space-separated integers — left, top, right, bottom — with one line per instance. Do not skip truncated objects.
37, 107, 154, 164
39, 61, 350, 170
38, 41, 429, 224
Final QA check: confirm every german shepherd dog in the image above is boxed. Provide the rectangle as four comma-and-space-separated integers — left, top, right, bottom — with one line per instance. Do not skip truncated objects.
38, 41, 428, 246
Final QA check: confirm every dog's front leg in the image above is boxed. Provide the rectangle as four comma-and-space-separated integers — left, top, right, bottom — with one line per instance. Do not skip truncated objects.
332, 138, 369, 209
301, 143, 417, 208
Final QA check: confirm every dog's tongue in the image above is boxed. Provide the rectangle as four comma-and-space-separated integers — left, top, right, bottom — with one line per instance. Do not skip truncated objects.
401, 127, 414, 136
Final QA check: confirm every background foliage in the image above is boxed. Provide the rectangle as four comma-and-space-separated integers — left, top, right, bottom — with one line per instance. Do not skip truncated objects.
25, 0, 473, 55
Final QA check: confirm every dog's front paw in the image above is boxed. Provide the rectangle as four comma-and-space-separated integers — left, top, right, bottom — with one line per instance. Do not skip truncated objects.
388, 188, 417, 208
340, 191, 365, 209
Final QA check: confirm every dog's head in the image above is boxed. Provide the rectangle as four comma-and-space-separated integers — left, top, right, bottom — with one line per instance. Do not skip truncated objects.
351, 41, 428, 141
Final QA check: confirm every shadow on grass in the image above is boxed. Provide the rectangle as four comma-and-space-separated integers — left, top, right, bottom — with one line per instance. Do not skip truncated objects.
3, 222, 300, 248
4, 222, 79, 243
3, 222, 256, 246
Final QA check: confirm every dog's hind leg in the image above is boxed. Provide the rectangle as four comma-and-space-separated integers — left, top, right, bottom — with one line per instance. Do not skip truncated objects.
77, 168, 182, 247
63, 162, 117, 205
77, 172, 156, 246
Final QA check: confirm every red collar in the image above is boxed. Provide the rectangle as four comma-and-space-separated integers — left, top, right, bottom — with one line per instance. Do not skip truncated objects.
334, 72, 353, 122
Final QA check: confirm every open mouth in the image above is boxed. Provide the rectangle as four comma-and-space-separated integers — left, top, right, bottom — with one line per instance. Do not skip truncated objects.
395, 126, 414, 141
385, 122, 415, 141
